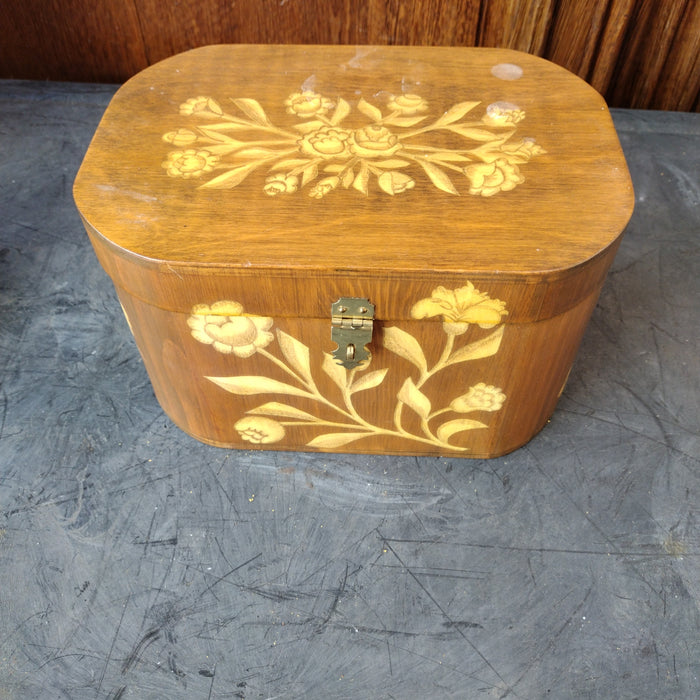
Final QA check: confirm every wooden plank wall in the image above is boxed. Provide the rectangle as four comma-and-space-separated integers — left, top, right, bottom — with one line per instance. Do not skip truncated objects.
1, 0, 698, 111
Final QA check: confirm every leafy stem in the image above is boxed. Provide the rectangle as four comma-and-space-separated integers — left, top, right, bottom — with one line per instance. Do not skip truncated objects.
405, 153, 465, 175
214, 139, 298, 149
420, 418, 443, 444
401, 140, 482, 155
400, 119, 482, 140
341, 369, 371, 426
431, 333, 456, 380
258, 347, 375, 428
257, 347, 308, 386
393, 331, 455, 436
280, 418, 360, 430
219, 109, 299, 140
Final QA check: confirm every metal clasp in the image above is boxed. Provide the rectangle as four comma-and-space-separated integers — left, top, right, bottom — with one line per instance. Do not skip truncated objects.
331, 297, 375, 369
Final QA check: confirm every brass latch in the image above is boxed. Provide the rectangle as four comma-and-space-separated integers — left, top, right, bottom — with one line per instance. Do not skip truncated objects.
331, 297, 375, 369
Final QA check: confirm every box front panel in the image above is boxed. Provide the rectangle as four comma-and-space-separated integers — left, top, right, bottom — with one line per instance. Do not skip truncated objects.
116, 280, 601, 458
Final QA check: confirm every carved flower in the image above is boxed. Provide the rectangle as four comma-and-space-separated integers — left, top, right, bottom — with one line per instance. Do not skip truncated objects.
285, 91, 334, 118
179, 96, 223, 117
410, 283, 507, 334
377, 171, 415, 195
264, 174, 299, 196
350, 125, 401, 158
450, 383, 506, 413
308, 176, 340, 199
187, 301, 273, 357
298, 127, 352, 159
387, 94, 428, 115
235, 416, 286, 444
162, 149, 220, 179
162, 128, 198, 146
464, 158, 524, 197
482, 101, 525, 126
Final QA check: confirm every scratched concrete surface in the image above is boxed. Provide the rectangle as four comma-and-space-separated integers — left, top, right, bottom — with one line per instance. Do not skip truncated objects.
0, 80, 699, 700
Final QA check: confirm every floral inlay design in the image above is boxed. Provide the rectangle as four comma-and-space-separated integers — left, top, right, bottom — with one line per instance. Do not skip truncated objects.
162, 92, 544, 197
187, 301, 273, 357
187, 283, 508, 452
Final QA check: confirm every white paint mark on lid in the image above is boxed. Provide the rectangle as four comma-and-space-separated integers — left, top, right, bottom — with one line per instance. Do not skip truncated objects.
301, 74, 317, 92
345, 46, 377, 69
486, 101, 521, 117
491, 63, 524, 80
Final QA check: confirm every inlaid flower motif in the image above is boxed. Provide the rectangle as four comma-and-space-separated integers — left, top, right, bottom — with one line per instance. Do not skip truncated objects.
187, 301, 273, 357
284, 91, 334, 118
164, 89, 543, 197
298, 127, 352, 159
350, 125, 401, 158
450, 383, 506, 413
193, 279, 509, 452
387, 94, 428, 115
308, 176, 340, 199
179, 96, 223, 117
411, 283, 507, 334
235, 416, 286, 444
464, 158, 524, 197
162, 128, 198, 146
162, 149, 220, 179
377, 171, 415, 195
264, 174, 299, 196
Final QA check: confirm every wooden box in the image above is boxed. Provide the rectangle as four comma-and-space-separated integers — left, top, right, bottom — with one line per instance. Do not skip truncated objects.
73, 45, 633, 458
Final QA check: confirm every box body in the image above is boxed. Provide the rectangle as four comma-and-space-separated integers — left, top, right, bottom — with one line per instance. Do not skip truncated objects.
74, 45, 634, 457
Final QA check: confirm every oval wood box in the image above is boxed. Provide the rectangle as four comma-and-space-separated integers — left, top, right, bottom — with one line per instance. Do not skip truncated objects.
73, 45, 634, 458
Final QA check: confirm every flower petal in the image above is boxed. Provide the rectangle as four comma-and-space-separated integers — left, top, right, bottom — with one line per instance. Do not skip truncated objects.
410, 297, 451, 320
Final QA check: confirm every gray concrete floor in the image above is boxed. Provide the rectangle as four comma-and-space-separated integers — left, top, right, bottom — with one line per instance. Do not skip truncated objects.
1, 80, 699, 699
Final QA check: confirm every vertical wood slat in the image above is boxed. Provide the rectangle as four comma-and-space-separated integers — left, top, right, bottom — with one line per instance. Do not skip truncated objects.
0, 0, 698, 111
607, 0, 691, 109
477, 0, 556, 54
0, 0, 148, 83
132, 0, 483, 57
651, 0, 700, 112
588, 0, 636, 96
544, 0, 612, 79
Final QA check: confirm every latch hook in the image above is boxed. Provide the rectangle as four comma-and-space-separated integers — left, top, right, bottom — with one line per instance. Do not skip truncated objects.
331, 298, 375, 369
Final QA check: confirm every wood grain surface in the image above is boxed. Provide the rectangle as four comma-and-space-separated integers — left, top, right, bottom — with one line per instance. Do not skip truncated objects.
0, 0, 698, 111
74, 46, 633, 274
73, 45, 633, 457
1, 80, 700, 698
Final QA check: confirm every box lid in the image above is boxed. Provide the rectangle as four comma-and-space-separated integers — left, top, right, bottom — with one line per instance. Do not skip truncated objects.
74, 45, 633, 322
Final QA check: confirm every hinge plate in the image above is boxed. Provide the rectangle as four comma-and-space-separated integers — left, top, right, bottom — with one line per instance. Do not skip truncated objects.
331, 297, 375, 369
